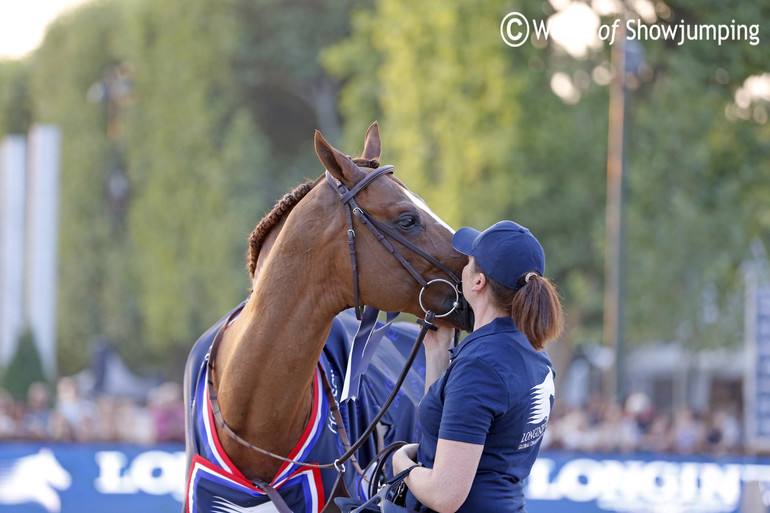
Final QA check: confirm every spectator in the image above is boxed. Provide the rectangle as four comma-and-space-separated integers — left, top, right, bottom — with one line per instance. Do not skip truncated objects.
671, 408, 705, 453
553, 408, 595, 451
705, 408, 742, 454
113, 397, 154, 444
0, 374, 750, 458
640, 412, 673, 453
595, 403, 640, 453
147, 381, 185, 443
50, 376, 97, 441
20, 381, 51, 439
0, 388, 19, 438
93, 396, 121, 442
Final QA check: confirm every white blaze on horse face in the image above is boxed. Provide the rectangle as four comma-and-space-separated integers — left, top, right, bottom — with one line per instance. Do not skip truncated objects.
401, 187, 454, 233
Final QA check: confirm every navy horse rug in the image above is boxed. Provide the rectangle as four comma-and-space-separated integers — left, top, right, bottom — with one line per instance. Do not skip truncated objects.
183, 303, 425, 513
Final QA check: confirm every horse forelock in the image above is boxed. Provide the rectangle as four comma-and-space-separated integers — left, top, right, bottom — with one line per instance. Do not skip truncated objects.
351, 158, 380, 169
247, 160, 382, 280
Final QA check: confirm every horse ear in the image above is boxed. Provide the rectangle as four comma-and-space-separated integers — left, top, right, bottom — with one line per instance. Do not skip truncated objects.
315, 130, 364, 185
361, 121, 381, 161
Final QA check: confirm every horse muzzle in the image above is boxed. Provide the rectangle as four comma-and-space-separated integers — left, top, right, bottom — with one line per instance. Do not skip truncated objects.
418, 279, 474, 332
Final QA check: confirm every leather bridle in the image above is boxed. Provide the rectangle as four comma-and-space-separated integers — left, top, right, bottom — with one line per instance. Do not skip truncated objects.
324, 165, 462, 320
206, 165, 472, 511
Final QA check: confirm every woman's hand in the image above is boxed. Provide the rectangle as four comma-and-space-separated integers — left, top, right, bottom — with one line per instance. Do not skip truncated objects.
423, 326, 454, 391
423, 325, 454, 353
392, 439, 483, 513
392, 443, 419, 474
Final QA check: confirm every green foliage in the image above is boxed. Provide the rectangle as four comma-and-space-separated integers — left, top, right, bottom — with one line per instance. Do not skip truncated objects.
324, 0, 610, 345
0, 0, 365, 377
0, 60, 32, 135
120, 0, 249, 358
1, 329, 48, 400
621, 1, 770, 349
325, 0, 770, 352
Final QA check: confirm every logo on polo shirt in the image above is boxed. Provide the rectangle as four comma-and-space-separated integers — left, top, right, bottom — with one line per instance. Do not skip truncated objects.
518, 368, 554, 450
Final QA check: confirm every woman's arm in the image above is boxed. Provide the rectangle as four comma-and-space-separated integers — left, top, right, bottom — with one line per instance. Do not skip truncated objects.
392, 439, 483, 513
423, 326, 454, 393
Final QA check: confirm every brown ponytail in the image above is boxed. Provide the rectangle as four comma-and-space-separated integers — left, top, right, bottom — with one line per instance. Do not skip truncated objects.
473, 261, 563, 351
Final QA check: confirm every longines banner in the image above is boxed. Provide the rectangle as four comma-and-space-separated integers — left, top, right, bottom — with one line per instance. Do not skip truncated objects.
1, 444, 770, 512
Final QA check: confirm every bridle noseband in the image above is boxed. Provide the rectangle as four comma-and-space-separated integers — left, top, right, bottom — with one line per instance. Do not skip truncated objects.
325, 165, 462, 320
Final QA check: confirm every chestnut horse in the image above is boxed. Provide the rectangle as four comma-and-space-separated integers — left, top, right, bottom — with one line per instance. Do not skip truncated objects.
184, 123, 468, 512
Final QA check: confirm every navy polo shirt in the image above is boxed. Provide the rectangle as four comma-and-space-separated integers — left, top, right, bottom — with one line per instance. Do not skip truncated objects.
409, 316, 554, 513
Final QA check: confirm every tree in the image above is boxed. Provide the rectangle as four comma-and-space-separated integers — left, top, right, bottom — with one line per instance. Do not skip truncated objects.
622, 0, 770, 349
324, 0, 770, 366
324, 0, 609, 366
1, 329, 48, 400
15, 0, 370, 376
0, 60, 32, 135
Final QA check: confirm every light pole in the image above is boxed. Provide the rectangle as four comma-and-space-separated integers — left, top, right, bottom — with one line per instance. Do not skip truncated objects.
602, 3, 628, 405
602, 14, 644, 404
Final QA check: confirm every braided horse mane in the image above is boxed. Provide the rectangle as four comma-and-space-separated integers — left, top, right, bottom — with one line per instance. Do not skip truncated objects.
247, 158, 380, 279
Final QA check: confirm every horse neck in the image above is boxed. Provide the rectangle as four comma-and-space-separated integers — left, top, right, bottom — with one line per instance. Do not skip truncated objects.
213, 190, 348, 480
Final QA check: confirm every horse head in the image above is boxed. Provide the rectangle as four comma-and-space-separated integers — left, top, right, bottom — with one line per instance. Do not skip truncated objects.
311, 122, 470, 330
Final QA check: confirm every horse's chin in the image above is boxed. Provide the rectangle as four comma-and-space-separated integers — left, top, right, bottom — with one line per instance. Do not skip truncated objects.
437, 298, 474, 333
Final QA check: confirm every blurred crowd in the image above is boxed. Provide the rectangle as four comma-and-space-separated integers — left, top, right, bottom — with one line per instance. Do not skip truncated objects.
0, 378, 184, 444
0, 379, 744, 454
542, 392, 744, 455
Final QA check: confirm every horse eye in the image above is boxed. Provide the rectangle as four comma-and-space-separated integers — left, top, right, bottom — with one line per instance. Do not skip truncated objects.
397, 214, 419, 231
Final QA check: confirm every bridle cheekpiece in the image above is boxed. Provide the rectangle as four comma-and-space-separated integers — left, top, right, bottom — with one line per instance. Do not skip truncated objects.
324, 165, 462, 320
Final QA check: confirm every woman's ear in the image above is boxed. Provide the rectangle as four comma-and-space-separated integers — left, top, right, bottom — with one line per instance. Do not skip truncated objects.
470, 269, 486, 293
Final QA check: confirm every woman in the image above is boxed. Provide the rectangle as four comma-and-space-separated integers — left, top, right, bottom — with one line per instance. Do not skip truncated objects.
392, 220, 563, 513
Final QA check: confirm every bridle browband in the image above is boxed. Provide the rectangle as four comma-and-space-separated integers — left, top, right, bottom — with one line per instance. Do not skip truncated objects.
325, 164, 462, 320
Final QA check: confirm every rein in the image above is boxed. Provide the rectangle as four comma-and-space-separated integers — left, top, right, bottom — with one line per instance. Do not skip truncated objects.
207, 310, 438, 471
207, 322, 358, 472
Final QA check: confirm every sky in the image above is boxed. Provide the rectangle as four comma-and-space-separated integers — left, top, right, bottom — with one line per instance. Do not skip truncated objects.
0, 0, 91, 60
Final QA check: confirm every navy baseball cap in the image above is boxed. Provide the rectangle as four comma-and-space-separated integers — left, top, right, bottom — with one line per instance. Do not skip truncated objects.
452, 220, 545, 290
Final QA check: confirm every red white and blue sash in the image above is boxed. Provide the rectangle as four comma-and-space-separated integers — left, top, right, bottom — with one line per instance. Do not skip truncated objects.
184, 306, 426, 512
186, 362, 328, 513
